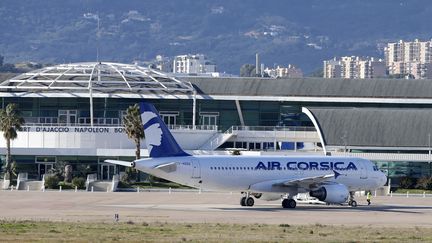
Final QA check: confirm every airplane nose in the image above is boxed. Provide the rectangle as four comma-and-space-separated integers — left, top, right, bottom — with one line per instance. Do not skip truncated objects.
381, 173, 387, 186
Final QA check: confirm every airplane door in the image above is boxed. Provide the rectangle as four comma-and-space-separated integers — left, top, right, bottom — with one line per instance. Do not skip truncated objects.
358, 160, 368, 180
192, 159, 201, 179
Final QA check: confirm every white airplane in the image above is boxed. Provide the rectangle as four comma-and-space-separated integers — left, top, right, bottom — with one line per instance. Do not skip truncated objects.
106, 102, 387, 209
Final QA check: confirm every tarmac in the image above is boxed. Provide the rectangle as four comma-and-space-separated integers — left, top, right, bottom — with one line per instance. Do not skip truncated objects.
1, 190, 432, 227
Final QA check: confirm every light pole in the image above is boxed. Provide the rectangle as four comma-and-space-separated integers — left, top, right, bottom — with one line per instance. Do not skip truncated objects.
429, 133, 431, 177
341, 130, 348, 154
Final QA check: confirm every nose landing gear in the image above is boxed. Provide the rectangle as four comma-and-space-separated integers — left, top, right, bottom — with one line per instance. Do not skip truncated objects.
348, 191, 357, 207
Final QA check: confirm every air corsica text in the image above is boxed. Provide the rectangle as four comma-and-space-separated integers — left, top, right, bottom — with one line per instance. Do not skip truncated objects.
255, 161, 357, 171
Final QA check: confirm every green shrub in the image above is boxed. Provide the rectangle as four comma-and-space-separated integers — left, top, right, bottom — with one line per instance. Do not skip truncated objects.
399, 176, 416, 189
44, 175, 60, 189
117, 181, 130, 188
71, 177, 86, 189
58, 181, 73, 189
415, 177, 432, 190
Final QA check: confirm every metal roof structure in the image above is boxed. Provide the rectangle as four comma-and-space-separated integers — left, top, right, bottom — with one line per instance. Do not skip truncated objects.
185, 77, 432, 104
185, 77, 432, 98
4, 70, 432, 104
0, 62, 196, 126
303, 107, 432, 150
0, 62, 195, 97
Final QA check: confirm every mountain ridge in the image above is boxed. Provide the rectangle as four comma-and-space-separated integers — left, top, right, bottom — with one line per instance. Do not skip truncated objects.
1, 0, 431, 74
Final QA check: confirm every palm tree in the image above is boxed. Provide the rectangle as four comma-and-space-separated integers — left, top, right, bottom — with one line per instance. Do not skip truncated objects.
123, 104, 145, 182
0, 103, 25, 180
123, 104, 145, 160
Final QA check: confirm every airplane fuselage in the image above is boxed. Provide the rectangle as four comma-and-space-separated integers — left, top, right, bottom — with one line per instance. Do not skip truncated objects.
135, 155, 386, 194
107, 102, 388, 208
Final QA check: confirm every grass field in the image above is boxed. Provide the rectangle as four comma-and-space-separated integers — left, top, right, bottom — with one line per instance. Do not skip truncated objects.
1, 220, 432, 242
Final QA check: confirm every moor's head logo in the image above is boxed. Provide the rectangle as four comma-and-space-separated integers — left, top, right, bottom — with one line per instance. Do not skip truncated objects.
141, 111, 163, 154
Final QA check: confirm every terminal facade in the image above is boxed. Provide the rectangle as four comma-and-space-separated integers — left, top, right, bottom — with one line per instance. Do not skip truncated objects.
1, 62, 432, 186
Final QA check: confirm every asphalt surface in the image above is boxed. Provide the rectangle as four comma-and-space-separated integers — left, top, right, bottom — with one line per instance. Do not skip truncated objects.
1, 190, 432, 227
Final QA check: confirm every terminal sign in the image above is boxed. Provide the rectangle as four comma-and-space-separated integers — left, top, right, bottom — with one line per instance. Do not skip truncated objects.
21, 126, 126, 134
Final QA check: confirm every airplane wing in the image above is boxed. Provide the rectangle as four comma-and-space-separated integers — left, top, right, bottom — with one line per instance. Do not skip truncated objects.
104, 159, 134, 167
274, 173, 335, 189
250, 171, 339, 192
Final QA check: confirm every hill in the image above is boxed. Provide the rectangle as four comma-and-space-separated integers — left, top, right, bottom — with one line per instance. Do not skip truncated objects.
1, 0, 431, 74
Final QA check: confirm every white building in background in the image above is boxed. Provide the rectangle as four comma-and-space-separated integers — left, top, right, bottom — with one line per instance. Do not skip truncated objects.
323, 56, 385, 79
385, 39, 432, 79
358, 58, 387, 79
323, 58, 342, 78
153, 55, 173, 73
264, 65, 303, 78
173, 54, 216, 74
133, 55, 173, 73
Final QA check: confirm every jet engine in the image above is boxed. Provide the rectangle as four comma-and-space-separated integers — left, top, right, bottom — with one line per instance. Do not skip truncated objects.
309, 184, 349, 204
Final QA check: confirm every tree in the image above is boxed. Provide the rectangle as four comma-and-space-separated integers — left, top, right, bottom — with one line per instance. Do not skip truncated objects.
0, 103, 25, 180
0, 55, 4, 66
308, 68, 324, 77
240, 64, 257, 77
123, 104, 145, 160
123, 104, 145, 181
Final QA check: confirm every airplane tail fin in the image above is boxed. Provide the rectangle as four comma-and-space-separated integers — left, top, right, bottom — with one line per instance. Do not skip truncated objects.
139, 102, 190, 158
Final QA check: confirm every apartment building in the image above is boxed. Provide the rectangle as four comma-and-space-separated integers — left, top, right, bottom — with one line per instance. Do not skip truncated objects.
173, 54, 216, 74
323, 57, 385, 79
264, 65, 303, 78
323, 58, 342, 78
385, 39, 432, 79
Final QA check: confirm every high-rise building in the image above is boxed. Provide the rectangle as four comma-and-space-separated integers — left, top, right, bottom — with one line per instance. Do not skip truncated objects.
323, 58, 342, 78
385, 39, 432, 79
323, 57, 385, 79
173, 54, 216, 74
358, 58, 386, 79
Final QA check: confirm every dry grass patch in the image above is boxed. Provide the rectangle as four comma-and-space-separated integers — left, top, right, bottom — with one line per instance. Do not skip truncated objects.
0, 220, 431, 242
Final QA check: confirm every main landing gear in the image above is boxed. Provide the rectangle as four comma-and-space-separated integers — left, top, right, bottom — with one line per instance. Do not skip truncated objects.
348, 191, 357, 207
240, 192, 254, 207
281, 198, 297, 209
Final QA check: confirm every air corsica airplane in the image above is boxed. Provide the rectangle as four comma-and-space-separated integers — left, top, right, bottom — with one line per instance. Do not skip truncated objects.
106, 102, 387, 209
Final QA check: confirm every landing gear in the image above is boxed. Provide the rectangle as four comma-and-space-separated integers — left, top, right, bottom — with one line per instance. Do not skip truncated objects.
240, 197, 246, 206
282, 198, 297, 209
246, 197, 254, 206
348, 191, 357, 207
240, 192, 255, 207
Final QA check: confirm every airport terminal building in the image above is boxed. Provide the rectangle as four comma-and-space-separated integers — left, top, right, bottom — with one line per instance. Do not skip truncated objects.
1, 62, 432, 186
